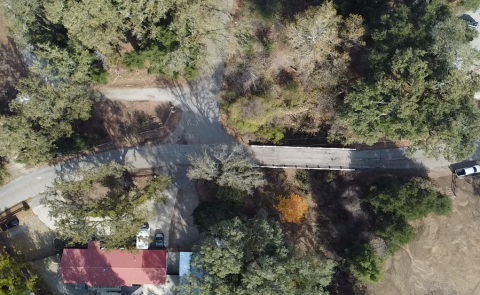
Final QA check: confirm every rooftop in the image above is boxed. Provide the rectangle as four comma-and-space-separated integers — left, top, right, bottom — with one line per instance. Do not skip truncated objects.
60, 241, 166, 287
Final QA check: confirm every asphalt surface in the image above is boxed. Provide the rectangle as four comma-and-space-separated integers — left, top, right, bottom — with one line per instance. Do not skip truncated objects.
1, 142, 470, 215
250, 146, 453, 170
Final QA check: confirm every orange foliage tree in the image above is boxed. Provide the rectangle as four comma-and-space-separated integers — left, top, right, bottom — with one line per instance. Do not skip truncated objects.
275, 194, 309, 224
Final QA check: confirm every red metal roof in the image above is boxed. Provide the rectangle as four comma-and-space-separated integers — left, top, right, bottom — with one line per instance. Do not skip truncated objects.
60, 241, 166, 287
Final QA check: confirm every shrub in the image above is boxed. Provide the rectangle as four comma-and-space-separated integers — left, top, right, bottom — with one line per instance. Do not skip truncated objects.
89, 67, 108, 84
295, 170, 310, 193
345, 243, 384, 284
0, 160, 8, 185
376, 215, 415, 255
368, 177, 452, 221
275, 194, 309, 223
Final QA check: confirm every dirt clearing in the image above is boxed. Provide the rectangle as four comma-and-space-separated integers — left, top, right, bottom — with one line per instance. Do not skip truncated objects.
77, 99, 182, 150
2, 207, 56, 261
368, 168, 480, 295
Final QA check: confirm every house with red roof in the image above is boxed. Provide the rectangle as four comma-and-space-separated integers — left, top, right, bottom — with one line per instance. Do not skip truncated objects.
60, 241, 167, 288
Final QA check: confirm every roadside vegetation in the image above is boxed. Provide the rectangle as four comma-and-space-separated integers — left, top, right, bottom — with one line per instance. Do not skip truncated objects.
41, 162, 171, 250
0, 254, 37, 294
185, 147, 337, 294
0, 77, 93, 164
0, 0, 230, 165
179, 216, 335, 295
187, 144, 265, 195
222, 0, 480, 161
2, 0, 229, 82
0, 158, 8, 185
222, 1, 364, 143
345, 177, 451, 284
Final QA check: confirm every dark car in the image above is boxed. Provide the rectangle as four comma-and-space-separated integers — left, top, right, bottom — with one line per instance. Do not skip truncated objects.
1, 217, 19, 231
155, 233, 165, 248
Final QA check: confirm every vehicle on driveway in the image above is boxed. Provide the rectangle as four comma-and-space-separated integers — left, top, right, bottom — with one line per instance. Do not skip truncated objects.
136, 222, 150, 250
155, 233, 165, 248
465, 19, 479, 29
454, 165, 480, 177
1, 217, 19, 231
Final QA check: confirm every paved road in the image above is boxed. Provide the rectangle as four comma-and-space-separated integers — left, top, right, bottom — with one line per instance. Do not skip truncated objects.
1, 143, 468, 214
250, 146, 454, 170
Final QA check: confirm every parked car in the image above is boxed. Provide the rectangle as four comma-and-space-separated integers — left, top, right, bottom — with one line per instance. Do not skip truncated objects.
465, 19, 479, 29
155, 233, 165, 248
136, 222, 150, 250
1, 217, 19, 231
454, 165, 480, 177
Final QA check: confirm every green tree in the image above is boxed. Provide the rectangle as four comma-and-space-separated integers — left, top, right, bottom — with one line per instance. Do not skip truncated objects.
367, 177, 451, 256
332, 1, 480, 161
3, 0, 230, 82
459, 0, 480, 11
0, 77, 92, 163
45, 0, 124, 54
345, 243, 384, 284
41, 162, 171, 250
179, 216, 335, 295
31, 41, 104, 84
368, 177, 451, 221
0, 116, 55, 164
0, 254, 37, 295
187, 145, 265, 194
192, 201, 241, 233
376, 214, 415, 255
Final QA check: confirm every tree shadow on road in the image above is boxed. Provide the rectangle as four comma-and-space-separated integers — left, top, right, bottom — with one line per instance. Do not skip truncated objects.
156, 62, 232, 145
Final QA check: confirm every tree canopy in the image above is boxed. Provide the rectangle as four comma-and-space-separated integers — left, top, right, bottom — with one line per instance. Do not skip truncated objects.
187, 145, 265, 194
368, 177, 451, 255
179, 216, 335, 295
345, 243, 384, 284
0, 254, 37, 295
222, 2, 364, 142
368, 177, 451, 221
0, 77, 92, 164
275, 194, 309, 224
2, 0, 231, 81
41, 162, 171, 250
332, 0, 480, 160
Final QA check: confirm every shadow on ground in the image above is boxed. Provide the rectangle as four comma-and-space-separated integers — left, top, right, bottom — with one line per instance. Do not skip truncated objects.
309, 159, 428, 295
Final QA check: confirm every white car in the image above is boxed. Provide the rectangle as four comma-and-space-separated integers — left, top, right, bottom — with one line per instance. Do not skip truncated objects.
454, 165, 480, 177
136, 223, 150, 249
